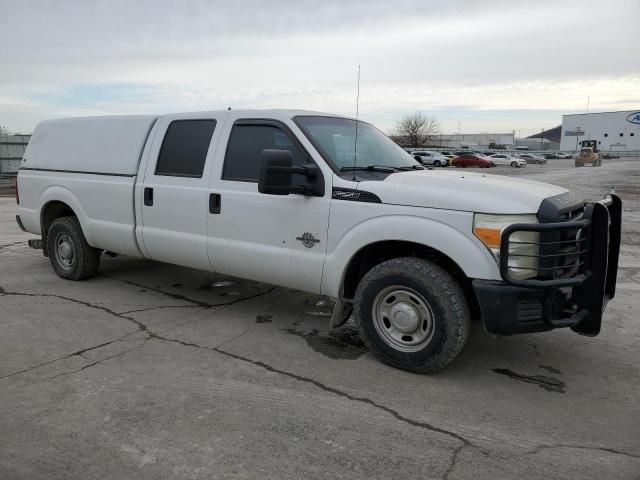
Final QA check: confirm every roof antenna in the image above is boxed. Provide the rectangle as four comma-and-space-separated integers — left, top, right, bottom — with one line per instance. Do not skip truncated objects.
352, 64, 361, 181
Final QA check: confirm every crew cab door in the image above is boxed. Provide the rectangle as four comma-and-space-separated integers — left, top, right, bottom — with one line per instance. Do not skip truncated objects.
138, 112, 227, 269
206, 116, 331, 294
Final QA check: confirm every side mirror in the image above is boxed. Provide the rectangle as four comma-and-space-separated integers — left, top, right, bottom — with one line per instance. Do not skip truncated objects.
258, 149, 323, 196
258, 149, 294, 195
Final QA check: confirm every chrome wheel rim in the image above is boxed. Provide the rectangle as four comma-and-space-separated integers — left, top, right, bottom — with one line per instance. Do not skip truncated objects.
54, 232, 75, 271
372, 286, 435, 352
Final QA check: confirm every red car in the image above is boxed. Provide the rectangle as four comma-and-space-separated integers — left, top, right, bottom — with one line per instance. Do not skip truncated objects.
452, 152, 495, 168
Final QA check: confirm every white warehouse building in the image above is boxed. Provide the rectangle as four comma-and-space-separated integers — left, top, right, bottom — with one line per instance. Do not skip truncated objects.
432, 132, 515, 149
560, 110, 640, 152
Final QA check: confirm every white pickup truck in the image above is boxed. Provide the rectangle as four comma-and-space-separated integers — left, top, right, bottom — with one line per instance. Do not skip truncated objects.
16, 110, 622, 373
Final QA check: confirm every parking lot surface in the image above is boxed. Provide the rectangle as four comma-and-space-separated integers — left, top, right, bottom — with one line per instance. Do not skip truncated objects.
1, 159, 639, 479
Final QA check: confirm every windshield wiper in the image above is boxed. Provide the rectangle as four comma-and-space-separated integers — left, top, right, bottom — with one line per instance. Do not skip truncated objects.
395, 165, 425, 171
340, 165, 397, 173
340, 164, 424, 173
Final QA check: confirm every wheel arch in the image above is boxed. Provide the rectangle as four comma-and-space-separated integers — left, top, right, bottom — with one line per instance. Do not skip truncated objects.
340, 240, 479, 317
322, 215, 501, 317
39, 187, 92, 256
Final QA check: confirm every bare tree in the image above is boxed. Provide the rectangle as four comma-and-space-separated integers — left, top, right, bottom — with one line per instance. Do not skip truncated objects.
393, 112, 440, 148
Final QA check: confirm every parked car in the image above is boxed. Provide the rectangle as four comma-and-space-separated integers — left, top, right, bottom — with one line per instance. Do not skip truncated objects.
489, 153, 526, 167
555, 152, 573, 159
439, 151, 456, 159
544, 153, 560, 159
452, 152, 495, 168
602, 153, 620, 159
474, 152, 496, 162
16, 109, 621, 374
517, 154, 547, 165
412, 151, 449, 167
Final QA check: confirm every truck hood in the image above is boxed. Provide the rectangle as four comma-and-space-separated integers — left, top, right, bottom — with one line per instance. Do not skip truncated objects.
359, 170, 568, 214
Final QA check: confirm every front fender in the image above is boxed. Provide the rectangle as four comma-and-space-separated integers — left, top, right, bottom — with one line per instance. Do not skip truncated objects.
321, 213, 501, 298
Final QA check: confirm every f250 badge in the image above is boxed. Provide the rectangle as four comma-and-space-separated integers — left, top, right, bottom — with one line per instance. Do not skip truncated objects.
333, 190, 361, 199
296, 232, 320, 248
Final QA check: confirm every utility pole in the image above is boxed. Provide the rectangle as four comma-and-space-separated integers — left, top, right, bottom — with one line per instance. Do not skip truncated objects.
540, 128, 544, 152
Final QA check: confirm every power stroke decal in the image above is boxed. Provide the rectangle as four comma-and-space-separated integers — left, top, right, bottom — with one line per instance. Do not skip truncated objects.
331, 188, 381, 203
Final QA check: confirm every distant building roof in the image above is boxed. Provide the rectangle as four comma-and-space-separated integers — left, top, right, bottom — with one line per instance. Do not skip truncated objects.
526, 125, 561, 144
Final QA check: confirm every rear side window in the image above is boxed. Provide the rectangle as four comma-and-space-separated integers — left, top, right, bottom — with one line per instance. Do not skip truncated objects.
155, 120, 216, 177
223, 123, 308, 182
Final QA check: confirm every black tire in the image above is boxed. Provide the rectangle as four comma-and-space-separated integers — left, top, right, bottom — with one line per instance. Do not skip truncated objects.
575, 161, 581, 167
511, 161, 518, 168
47, 216, 100, 280
354, 257, 470, 374
434, 160, 441, 167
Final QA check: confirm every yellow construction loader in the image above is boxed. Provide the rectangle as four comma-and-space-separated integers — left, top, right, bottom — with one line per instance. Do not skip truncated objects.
575, 140, 602, 167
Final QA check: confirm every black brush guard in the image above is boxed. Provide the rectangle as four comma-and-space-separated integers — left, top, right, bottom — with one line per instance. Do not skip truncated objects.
474, 194, 621, 336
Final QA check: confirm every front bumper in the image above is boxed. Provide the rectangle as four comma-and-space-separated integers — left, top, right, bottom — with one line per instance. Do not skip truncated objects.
473, 194, 621, 336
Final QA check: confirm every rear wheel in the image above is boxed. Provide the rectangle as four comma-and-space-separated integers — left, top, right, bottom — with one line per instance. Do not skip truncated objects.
47, 216, 100, 280
354, 257, 470, 373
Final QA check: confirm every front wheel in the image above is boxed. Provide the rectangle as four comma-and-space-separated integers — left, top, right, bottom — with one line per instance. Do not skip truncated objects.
47, 216, 101, 280
434, 160, 441, 167
511, 161, 518, 167
354, 258, 470, 373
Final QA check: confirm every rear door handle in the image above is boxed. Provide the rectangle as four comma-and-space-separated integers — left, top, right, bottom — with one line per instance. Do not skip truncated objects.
209, 193, 221, 214
144, 187, 154, 206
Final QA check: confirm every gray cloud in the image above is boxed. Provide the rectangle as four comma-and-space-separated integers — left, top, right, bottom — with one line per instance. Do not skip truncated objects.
1, 0, 638, 133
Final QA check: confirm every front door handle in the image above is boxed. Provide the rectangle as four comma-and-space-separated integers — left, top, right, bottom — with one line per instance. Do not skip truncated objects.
209, 193, 221, 214
144, 187, 154, 206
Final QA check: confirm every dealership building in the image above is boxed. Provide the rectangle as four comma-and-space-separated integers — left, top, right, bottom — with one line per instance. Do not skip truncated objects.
560, 109, 640, 152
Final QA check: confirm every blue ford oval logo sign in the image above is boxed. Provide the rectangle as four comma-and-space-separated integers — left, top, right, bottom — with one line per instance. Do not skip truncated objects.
627, 112, 640, 124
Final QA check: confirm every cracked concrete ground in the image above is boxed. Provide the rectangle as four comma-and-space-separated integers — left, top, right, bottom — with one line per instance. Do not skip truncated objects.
1, 159, 639, 479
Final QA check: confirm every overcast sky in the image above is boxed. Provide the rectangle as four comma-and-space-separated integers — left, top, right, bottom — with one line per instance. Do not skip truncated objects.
1, 0, 639, 136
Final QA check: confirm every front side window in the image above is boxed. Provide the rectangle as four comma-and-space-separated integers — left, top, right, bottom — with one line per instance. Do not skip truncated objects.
295, 116, 419, 173
155, 120, 216, 177
222, 123, 308, 182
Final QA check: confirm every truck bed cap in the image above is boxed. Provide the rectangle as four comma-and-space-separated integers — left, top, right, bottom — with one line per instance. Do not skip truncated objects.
23, 115, 158, 176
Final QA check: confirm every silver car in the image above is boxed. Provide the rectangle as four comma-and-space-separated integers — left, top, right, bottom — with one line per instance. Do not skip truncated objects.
489, 153, 527, 167
412, 151, 449, 167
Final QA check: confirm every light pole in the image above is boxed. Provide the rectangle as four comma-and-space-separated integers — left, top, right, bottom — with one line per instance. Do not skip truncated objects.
540, 128, 544, 152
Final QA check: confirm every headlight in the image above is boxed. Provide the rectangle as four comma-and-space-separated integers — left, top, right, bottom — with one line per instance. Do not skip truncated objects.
473, 213, 540, 280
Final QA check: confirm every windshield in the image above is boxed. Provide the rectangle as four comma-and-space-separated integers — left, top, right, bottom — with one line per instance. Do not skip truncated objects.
294, 116, 419, 172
